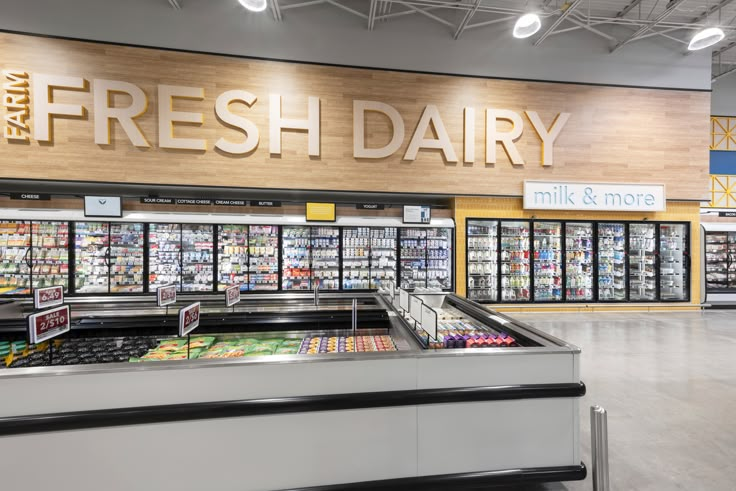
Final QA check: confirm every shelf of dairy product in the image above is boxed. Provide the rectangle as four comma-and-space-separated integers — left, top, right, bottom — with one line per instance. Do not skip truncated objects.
31, 221, 69, 291
629, 223, 656, 301
426, 303, 519, 349
565, 222, 593, 301
533, 221, 562, 302
149, 223, 181, 291
427, 228, 452, 290
466, 220, 498, 302
248, 225, 279, 291
343, 227, 370, 290
705, 232, 728, 290
311, 226, 340, 290
110, 223, 144, 293
659, 223, 688, 301
500, 221, 530, 302
370, 227, 397, 290
728, 233, 736, 289
182, 224, 214, 292
0, 220, 30, 295
598, 223, 626, 301
282, 226, 311, 291
217, 225, 248, 292
74, 222, 110, 293
400, 228, 426, 289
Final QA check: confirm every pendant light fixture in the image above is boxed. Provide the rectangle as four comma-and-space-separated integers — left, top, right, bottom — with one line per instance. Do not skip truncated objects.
513, 13, 542, 39
688, 0, 725, 51
239, 0, 267, 12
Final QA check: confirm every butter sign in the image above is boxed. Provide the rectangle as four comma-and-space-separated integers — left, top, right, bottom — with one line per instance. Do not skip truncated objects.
28, 305, 71, 344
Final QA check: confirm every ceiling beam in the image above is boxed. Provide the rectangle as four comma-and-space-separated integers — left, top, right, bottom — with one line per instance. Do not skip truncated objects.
368, 0, 378, 30
533, 0, 583, 47
611, 0, 689, 53
690, 0, 736, 24
615, 0, 643, 18
453, 0, 482, 40
271, 0, 283, 21
327, 0, 368, 19
167, 0, 181, 9
713, 65, 736, 82
392, 1, 454, 28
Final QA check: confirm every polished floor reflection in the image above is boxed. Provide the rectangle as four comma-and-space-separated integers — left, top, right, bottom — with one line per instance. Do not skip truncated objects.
500, 310, 736, 491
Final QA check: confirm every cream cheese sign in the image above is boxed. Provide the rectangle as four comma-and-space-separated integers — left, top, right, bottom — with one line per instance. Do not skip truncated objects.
523, 181, 666, 212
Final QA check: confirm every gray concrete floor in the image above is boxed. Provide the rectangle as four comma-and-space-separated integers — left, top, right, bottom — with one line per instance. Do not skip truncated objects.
496, 310, 736, 491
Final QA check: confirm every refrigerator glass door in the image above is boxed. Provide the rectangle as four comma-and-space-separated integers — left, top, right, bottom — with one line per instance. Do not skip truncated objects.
0, 220, 31, 295
427, 228, 452, 290
705, 232, 728, 290
565, 222, 594, 301
282, 226, 311, 291
218, 225, 248, 292
500, 221, 530, 302
370, 227, 397, 290
31, 221, 69, 291
400, 228, 427, 289
311, 226, 340, 290
110, 223, 144, 293
629, 223, 657, 301
533, 221, 562, 301
182, 224, 214, 292
249, 225, 279, 291
74, 222, 110, 293
659, 223, 688, 301
343, 227, 370, 290
467, 220, 498, 302
597, 223, 626, 301
149, 223, 181, 291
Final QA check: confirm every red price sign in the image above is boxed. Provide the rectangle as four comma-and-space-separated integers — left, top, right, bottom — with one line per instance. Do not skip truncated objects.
28, 305, 71, 344
34, 285, 64, 309
157, 284, 177, 307
178, 302, 200, 337
225, 285, 241, 307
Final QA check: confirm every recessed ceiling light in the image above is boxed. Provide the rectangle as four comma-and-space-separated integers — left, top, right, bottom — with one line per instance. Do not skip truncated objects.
688, 27, 724, 51
513, 13, 541, 39
239, 0, 267, 12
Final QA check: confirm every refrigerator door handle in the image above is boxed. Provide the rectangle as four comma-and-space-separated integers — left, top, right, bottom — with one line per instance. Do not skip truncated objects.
104, 247, 111, 267
23, 247, 31, 268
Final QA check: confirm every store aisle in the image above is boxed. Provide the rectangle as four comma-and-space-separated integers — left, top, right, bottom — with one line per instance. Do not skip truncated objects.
500, 310, 736, 491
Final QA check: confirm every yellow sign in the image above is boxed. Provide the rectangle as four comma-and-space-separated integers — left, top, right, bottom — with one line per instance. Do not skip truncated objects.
306, 202, 336, 222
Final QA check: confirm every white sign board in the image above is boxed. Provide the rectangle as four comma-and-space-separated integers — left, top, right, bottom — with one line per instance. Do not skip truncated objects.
34, 285, 64, 309
421, 304, 438, 340
523, 181, 665, 212
178, 302, 201, 337
399, 289, 409, 312
403, 205, 431, 224
84, 196, 122, 217
410, 296, 423, 323
225, 285, 241, 307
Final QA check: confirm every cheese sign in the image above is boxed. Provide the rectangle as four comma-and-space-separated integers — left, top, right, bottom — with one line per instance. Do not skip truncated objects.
157, 284, 177, 307
34, 285, 64, 309
178, 302, 201, 337
225, 285, 241, 307
28, 305, 71, 344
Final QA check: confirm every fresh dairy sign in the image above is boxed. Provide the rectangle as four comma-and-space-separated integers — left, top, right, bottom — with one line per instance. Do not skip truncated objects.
523, 181, 666, 212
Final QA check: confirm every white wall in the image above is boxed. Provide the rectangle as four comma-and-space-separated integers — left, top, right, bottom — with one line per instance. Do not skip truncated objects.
0, 0, 712, 90
712, 75, 736, 114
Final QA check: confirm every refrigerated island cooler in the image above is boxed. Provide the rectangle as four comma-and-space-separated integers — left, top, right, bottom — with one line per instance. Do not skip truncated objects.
0, 291, 584, 490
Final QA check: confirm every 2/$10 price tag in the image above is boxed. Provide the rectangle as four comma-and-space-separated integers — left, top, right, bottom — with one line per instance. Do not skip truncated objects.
225, 285, 241, 307
157, 284, 177, 307
28, 305, 71, 344
179, 302, 201, 337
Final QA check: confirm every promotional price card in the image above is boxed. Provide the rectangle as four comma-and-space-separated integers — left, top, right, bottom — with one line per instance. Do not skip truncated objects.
399, 289, 409, 312
178, 302, 201, 337
34, 285, 64, 310
28, 305, 71, 344
157, 284, 177, 307
225, 285, 241, 307
410, 296, 423, 323
421, 304, 438, 340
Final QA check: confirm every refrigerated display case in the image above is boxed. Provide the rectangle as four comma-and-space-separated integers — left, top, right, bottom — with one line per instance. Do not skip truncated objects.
466, 220, 497, 302
282, 226, 311, 291
565, 222, 593, 301
427, 228, 452, 290
343, 227, 370, 290
31, 221, 69, 291
0, 220, 30, 295
248, 225, 279, 291
704, 232, 728, 290
500, 221, 530, 302
533, 221, 562, 302
370, 227, 397, 290
400, 228, 426, 289
629, 223, 656, 301
182, 225, 214, 292
109, 223, 144, 293
74, 222, 110, 293
598, 223, 626, 301
659, 223, 689, 301
149, 223, 181, 291
311, 226, 340, 290
217, 225, 248, 292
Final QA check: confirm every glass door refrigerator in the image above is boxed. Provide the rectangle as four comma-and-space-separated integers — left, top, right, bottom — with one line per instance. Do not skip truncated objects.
400, 228, 426, 289
248, 225, 279, 291
0, 220, 31, 295
704, 232, 728, 291
466, 220, 498, 302
182, 224, 214, 292
500, 221, 530, 302
148, 223, 181, 291
311, 226, 340, 290
217, 225, 248, 292
31, 221, 69, 291
369, 227, 397, 290
629, 223, 657, 301
565, 222, 594, 301
343, 227, 370, 290
74, 222, 110, 293
109, 223, 144, 293
282, 226, 311, 291
532, 221, 562, 302
427, 228, 452, 290
658, 223, 689, 301
597, 223, 627, 301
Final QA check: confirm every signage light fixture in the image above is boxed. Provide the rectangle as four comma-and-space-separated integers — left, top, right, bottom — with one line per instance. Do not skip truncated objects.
688, 27, 724, 51
513, 13, 541, 39
239, 0, 267, 12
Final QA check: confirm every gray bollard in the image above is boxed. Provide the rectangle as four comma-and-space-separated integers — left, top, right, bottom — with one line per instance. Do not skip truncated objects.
590, 405, 610, 491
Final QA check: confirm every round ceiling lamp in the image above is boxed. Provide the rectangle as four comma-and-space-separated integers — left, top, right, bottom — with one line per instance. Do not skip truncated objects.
513, 13, 542, 39
239, 0, 268, 12
688, 27, 724, 51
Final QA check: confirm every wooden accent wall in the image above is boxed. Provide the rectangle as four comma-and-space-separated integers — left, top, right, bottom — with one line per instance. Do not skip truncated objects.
0, 33, 711, 200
